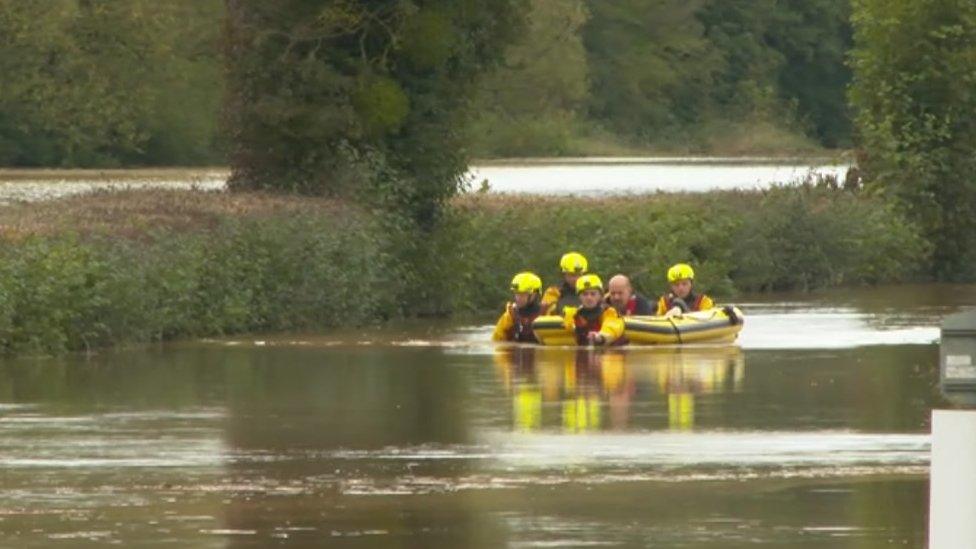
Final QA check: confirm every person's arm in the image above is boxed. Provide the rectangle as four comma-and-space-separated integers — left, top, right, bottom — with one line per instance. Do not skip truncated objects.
591, 308, 624, 345
491, 305, 515, 341
655, 296, 668, 316
541, 286, 560, 309
698, 294, 715, 311
600, 309, 625, 344
661, 294, 691, 317
561, 306, 578, 331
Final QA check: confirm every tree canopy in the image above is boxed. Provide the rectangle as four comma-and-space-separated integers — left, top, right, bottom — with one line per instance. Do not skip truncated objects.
1, 0, 859, 168
223, 0, 524, 224
849, 0, 976, 279
0, 0, 223, 167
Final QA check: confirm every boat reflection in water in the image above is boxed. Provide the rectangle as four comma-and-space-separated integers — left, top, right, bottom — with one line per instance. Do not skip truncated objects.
493, 345, 745, 432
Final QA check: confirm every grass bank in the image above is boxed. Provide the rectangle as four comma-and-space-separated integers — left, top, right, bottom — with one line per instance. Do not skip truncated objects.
0, 185, 928, 355
467, 115, 833, 158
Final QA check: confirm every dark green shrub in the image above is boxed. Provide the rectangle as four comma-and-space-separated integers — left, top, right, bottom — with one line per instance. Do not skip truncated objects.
0, 186, 927, 356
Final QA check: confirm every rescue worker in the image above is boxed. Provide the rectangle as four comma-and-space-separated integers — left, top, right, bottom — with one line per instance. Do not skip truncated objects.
564, 274, 625, 346
542, 252, 588, 315
656, 263, 715, 317
606, 274, 654, 316
493, 272, 546, 343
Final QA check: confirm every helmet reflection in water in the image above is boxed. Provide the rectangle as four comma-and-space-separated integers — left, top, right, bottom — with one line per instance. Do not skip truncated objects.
654, 347, 745, 431
515, 387, 542, 431
668, 393, 695, 431
492, 346, 745, 433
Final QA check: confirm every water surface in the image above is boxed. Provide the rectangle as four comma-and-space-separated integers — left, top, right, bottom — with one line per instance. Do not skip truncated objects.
468, 157, 850, 195
2, 285, 972, 547
0, 158, 849, 203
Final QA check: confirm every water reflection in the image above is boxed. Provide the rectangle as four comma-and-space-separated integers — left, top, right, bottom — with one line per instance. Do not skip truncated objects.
493, 346, 745, 433
0, 336, 940, 546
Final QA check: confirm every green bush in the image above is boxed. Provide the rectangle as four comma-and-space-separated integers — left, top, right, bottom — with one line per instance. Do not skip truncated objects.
0, 213, 394, 355
731, 186, 929, 291
0, 186, 928, 356
430, 187, 928, 313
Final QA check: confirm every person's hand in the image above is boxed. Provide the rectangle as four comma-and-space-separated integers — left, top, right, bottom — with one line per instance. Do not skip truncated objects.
665, 306, 683, 318
562, 307, 578, 330
587, 332, 605, 345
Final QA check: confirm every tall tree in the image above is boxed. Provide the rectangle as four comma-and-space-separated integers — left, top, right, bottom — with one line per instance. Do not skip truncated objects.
698, 0, 852, 146
223, 0, 524, 225
0, 1, 223, 167
766, 0, 852, 147
582, 0, 718, 139
469, 0, 589, 156
0, 1, 157, 165
850, 0, 976, 279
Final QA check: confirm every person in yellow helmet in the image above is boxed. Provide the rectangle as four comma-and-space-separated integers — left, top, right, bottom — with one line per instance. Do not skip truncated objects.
493, 272, 546, 343
656, 263, 715, 317
542, 252, 588, 315
564, 274, 625, 346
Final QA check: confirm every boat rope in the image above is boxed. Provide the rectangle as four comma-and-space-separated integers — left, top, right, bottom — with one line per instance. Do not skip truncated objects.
668, 316, 683, 345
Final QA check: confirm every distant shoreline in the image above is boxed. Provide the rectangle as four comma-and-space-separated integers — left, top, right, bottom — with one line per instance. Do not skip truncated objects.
0, 153, 853, 180
472, 155, 852, 167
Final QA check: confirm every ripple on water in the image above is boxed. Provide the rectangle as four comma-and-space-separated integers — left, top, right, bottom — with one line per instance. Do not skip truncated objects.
191, 301, 944, 353
315, 431, 929, 469
736, 308, 940, 349
0, 406, 227, 470
282, 431, 932, 495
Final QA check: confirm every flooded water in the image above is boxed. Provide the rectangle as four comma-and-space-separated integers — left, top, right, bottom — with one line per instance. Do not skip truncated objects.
0, 169, 226, 204
1, 285, 973, 547
0, 158, 848, 203
468, 157, 850, 195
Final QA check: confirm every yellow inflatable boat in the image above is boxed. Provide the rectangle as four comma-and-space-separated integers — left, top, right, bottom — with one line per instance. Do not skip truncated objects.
531, 306, 744, 346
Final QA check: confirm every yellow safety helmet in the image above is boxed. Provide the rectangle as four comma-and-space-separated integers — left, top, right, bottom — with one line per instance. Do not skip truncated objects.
575, 273, 604, 294
559, 252, 588, 274
510, 272, 542, 294
667, 263, 695, 282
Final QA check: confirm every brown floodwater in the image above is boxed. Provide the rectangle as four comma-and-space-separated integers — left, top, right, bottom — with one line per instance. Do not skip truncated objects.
1, 284, 974, 547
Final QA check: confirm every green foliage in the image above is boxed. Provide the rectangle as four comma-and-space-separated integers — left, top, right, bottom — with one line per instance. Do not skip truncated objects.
400, 9, 454, 69
769, 0, 853, 148
426, 187, 926, 314
731, 186, 928, 290
0, 212, 394, 355
468, 111, 581, 157
470, 0, 854, 156
0, 0, 859, 163
583, 0, 717, 139
0, 0, 223, 167
353, 77, 411, 135
696, 0, 853, 147
849, 0, 976, 280
0, 186, 926, 356
468, 0, 589, 157
223, 0, 525, 225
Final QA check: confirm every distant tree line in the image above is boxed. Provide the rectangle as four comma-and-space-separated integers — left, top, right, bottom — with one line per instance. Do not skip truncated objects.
472, 0, 853, 156
850, 0, 976, 280
223, 0, 523, 225
1, 0, 973, 277
0, 1, 223, 167
0, 0, 854, 168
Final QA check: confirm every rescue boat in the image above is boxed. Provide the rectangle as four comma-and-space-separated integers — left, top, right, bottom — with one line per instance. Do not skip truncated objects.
531, 306, 744, 346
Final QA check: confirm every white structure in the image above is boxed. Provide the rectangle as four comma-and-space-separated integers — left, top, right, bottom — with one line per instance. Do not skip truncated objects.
929, 410, 976, 548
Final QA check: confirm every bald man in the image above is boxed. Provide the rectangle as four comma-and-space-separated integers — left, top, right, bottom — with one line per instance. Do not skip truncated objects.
606, 274, 654, 316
